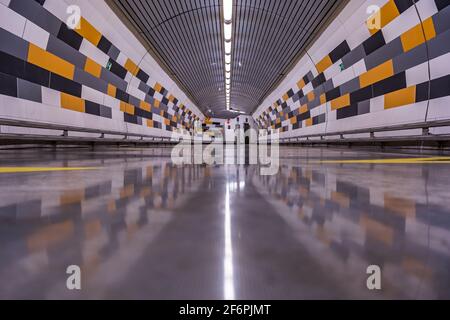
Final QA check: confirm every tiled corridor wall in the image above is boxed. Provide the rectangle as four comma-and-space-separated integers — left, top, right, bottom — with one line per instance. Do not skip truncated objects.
0, 0, 203, 137
253, 0, 450, 138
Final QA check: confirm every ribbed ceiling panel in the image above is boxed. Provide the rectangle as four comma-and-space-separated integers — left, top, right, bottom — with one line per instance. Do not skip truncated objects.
111, 0, 341, 118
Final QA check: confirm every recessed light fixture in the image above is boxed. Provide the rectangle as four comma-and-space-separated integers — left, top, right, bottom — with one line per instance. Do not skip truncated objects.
223, 0, 233, 111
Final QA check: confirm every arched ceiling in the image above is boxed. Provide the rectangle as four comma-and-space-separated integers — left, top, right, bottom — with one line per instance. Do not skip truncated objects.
109, 0, 343, 118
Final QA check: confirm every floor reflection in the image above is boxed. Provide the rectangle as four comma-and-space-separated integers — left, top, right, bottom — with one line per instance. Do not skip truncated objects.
0, 147, 448, 299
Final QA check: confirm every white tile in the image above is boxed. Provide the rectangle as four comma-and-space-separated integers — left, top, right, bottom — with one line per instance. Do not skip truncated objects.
79, 39, 109, 67
406, 61, 429, 86
23, 20, 50, 50
382, 6, 420, 43
82, 85, 104, 105
41, 87, 60, 107
0, 4, 26, 37
430, 52, 450, 80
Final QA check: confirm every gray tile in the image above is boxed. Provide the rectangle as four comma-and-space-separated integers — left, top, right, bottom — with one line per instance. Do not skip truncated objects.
433, 5, 450, 35
108, 44, 121, 60
47, 35, 86, 69
393, 43, 428, 73
342, 45, 365, 69
357, 100, 370, 115
9, 0, 62, 36
0, 28, 29, 60
138, 81, 151, 94
323, 79, 334, 92
128, 95, 140, 107
100, 105, 112, 119
74, 68, 108, 93
364, 38, 403, 70
340, 78, 360, 95
17, 79, 42, 103
100, 68, 127, 92
428, 29, 450, 60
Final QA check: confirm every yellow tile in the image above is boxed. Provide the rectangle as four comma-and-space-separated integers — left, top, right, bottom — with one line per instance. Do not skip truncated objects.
164, 118, 170, 126
107, 84, 116, 97
330, 94, 350, 110
305, 118, 313, 127
168, 94, 175, 102
147, 119, 154, 128
120, 101, 134, 115
299, 104, 308, 114
367, 0, 400, 35
154, 99, 160, 108
282, 93, 289, 101
401, 23, 426, 52
297, 79, 306, 89
75, 17, 102, 46
61, 93, 85, 113
290, 117, 297, 125
307, 91, 315, 102
28, 43, 75, 80
423, 16, 436, 41
84, 58, 102, 78
360, 60, 394, 88
316, 55, 332, 73
140, 100, 151, 111
154, 82, 162, 92
320, 93, 326, 105
124, 59, 139, 76
384, 86, 416, 109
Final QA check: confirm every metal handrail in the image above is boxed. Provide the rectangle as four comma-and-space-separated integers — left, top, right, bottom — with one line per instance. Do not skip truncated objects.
277, 119, 450, 143
0, 118, 175, 143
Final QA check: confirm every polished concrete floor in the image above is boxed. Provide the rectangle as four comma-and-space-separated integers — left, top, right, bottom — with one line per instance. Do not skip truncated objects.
0, 146, 449, 299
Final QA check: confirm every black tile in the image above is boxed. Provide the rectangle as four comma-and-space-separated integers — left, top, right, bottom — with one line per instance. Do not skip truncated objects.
372, 72, 406, 97
363, 31, 386, 56
326, 87, 341, 101
115, 89, 129, 102
57, 24, 83, 50
0, 51, 25, 79
337, 104, 358, 120
394, 0, 414, 13
97, 36, 112, 54
435, 0, 450, 11
297, 111, 311, 122
312, 73, 326, 88
162, 97, 169, 105
135, 107, 152, 120
329, 41, 351, 63
350, 86, 373, 104
430, 74, 450, 99
85, 101, 101, 116
23, 62, 50, 87
34, 0, 45, 4
124, 113, 139, 125
303, 74, 310, 85
287, 88, 294, 98
49, 73, 82, 97
107, 59, 127, 79
293, 122, 301, 130
173, 98, 179, 105
415, 81, 430, 102
148, 86, 155, 96
136, 69, 149, 83
0, 72, 18, 97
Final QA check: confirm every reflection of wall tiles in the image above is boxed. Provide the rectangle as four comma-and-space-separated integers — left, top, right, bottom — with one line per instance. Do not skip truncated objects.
255, 0, 450, 135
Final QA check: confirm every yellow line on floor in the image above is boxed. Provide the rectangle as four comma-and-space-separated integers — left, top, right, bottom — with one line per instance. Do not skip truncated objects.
317, 157, 450, 164
0, 167, 98, 173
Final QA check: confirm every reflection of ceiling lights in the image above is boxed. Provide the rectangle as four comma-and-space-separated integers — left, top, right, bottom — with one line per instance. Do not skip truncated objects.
223, 0, 233, 111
